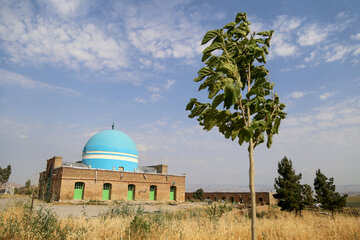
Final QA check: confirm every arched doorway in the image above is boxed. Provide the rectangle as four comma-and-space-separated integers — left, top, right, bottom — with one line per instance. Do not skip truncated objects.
170, 186, 176, 201
74, 182, 84, 200
128, 184, 135, 200
149, 185, 157, 200
103, 183, 111, 200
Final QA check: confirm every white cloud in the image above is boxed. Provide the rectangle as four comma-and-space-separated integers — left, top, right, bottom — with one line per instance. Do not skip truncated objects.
19, 135, 28, 139
0, 1, 129, 70
289, 91, 306, 99
351, 33, 360, 40
147, 86, 161, 93
261, 11, 360, 66
0, 69, 81, 96
133, 97, 146, 104
215, 12, 226, 20
124, 1, 204, 59
164, 79, 176, 91
280, 97, 360, 148
273, 15, 303, 33
273, 42, 297, 57
325, 44, 350, 62
319, 92, 335, 100
297, 24, 329, 46
150, 93, 162, 102
270, 16, 303, 57
42, 0, 84, 18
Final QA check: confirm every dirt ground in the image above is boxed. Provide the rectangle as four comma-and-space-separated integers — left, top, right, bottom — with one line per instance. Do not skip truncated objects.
0, 195, 211, 218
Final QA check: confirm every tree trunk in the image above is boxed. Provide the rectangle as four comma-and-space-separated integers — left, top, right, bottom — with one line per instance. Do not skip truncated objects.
249, 139, 256, 240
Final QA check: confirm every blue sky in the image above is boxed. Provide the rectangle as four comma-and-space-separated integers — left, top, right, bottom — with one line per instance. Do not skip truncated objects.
0, 0, 359, 188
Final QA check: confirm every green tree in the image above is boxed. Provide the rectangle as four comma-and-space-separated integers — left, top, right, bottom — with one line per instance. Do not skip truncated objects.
301, 184, 314, 207
274, 157, 304, 215
186, 12, 286, 239
314, 169, 347, 212
25, 179, 31, 188
193, 188, 204, 201
0, 165, 11, 188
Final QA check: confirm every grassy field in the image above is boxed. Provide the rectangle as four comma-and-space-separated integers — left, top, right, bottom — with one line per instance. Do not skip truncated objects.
0, 200, 359, 240
347, 196, 360, 208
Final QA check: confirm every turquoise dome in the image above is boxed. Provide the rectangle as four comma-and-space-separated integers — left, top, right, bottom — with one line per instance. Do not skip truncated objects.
82, 130, 138, 171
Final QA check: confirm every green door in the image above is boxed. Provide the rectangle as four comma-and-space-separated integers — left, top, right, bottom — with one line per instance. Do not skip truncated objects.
170, 186, 176, 201
149, 185, 156, 200
127, 184, 135, 200
74, 182, 84, 200
103, 183, 111, 200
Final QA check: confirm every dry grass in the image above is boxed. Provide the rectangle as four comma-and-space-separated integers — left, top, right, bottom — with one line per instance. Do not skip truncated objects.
0, 202, 359, 240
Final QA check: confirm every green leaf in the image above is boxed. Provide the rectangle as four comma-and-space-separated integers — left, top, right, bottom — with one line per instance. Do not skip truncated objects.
231, 129, 240, 140
225, 127, 232, 139
194, 74, 206, 82
217, 62, 238, 79
205, 56, 219, 68
224, 22, 236, 29
240, 126, 252, 142
280, 103, 286, 110
198, 67, 212, 75
208, 81, 222, 99
238, 132, 245, 145
212, 93, 225, 108
224, 85, 235, 109
235, 12, 246, 24
266, 134, 273, 148
188, 103, 208, 118
274, 118, 281, 134
186, 98, 197, 111
201, 30, 219, 45
257, 31, 270, 36
203, 42, 223, 54
202, 52, 211, 62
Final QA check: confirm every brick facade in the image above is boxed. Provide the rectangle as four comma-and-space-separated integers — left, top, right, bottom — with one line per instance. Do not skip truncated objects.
38, 156, 185, 202
185, 191, 276, 205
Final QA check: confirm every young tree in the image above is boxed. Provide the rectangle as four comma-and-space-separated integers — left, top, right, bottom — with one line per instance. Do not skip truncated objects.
25, 179, 31, 188
193, 188, 204, 201
0, 165, 11, 188
314, 169, 347, 212
302, 184, 314, 207
186, 12, 286, 239
274, 157, 304, 215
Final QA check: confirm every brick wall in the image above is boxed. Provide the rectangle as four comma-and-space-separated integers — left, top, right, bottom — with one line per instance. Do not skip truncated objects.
39, 165, 185, 202
185, 192, 275, 205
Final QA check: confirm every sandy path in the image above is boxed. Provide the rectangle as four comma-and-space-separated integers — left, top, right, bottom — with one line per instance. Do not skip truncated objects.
0, 196, 208, 218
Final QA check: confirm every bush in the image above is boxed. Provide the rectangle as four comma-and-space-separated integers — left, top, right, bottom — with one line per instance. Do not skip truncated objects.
100, 203, 134, 219
0, 201, 72, 240
127, 214, 151, 239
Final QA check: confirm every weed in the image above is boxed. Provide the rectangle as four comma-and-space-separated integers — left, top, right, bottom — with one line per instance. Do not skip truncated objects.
100, 203, 134, 218
127, 214, 151, 239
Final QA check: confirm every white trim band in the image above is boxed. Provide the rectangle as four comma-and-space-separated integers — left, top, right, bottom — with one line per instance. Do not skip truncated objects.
82, 154, 138, 163
83, 151, 138, 158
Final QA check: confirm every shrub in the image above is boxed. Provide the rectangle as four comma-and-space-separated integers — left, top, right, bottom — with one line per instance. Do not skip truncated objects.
127, 214, 151, 239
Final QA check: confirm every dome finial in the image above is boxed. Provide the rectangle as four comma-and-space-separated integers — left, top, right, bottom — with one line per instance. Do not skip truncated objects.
112, 123, 114, 130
